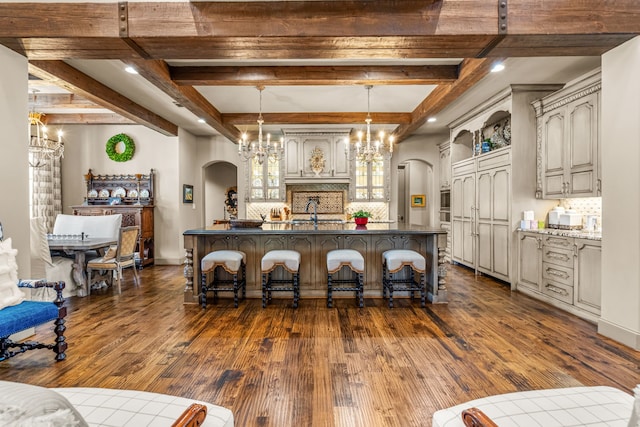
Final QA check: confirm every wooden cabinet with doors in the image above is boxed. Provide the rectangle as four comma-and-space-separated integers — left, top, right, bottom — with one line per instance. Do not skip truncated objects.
73, 169, 155, 268
533, 69, 601, 199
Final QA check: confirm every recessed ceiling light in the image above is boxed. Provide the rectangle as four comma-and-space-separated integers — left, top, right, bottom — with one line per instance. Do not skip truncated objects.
197, 118, 206, 123
427, 117, 437, 123
491, 63, 505, 73
124, 66, 138, 75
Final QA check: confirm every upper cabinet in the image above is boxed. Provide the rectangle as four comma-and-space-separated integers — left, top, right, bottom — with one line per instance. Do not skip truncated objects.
247, 155, 285, 202
532, 69, 601, 199
283, 130, 350, 182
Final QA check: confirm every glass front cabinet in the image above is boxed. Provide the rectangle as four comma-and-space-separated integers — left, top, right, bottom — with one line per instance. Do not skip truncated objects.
247, 156, 285, 202
350, 152, 390, 202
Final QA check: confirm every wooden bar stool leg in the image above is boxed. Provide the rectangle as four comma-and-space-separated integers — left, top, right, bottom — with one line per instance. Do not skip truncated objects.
232, 273, 239, 308
420, 271, 426, 308
327, 273, 333, 308
357, 271, 364, 308
200, 272, 208, 309
261, 273, 267, 308
242, 262, 247, 299
293, 272, 299, 309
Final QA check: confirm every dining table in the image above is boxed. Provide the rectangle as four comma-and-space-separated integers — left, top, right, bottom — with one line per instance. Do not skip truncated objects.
47, 236, 117, 297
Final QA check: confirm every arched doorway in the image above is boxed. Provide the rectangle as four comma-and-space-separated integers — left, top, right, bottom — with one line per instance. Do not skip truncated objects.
397, 159, 434, 227
203, 161, 237, 225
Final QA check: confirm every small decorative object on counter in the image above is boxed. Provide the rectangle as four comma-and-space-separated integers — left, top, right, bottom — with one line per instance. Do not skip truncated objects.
352, 210, 372, 226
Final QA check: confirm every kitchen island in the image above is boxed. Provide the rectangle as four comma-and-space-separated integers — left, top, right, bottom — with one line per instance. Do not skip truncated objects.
183, 223, 448, 305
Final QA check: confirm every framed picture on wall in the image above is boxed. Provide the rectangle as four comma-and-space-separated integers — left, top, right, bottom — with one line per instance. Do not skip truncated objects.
183, 184, 194, 203
411, 194, 425, 207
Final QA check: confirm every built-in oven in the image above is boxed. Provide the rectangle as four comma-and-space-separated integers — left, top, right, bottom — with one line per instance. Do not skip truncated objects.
439, 190, 450, 222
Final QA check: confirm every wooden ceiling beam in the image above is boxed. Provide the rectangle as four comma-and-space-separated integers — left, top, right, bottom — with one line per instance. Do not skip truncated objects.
172, 65, 458, 86
43, 113, 136, 125
28, 93, 101, 109
126, 59, 240, 142
224, 112, 412, 126
393, 58, 500, 142
28, 60, 178, 136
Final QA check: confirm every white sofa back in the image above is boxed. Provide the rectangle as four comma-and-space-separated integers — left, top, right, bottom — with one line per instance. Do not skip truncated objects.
53, 214, 122, 241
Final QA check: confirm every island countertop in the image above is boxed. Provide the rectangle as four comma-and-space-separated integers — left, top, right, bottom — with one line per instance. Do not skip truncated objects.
184, 222, 448, 235
183, 223, 448, 305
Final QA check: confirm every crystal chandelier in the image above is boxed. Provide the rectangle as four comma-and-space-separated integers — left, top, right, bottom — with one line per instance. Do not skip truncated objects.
238, 86, 284, 165
346, 85, 394, 163
28, 91, 64, 168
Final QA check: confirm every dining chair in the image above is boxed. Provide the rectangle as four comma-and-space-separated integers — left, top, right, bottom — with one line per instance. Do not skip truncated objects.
29, 217, 77, 299
86, 226, 140, 295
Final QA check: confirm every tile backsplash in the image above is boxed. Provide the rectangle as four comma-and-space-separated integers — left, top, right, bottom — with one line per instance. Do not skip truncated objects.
559, 197, 602, 217
246, 183, 389, 221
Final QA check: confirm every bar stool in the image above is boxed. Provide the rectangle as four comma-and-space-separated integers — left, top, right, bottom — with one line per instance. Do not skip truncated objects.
200, 250, 246, 308
261, 250, 301, 308
381, 249, 427, 308
326, 249, 364, 308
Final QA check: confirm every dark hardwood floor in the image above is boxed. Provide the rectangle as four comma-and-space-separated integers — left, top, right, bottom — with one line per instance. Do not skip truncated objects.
1, 264, 638, 426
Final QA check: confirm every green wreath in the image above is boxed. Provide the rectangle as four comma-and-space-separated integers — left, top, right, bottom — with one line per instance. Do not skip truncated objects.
106, 133, 135, 162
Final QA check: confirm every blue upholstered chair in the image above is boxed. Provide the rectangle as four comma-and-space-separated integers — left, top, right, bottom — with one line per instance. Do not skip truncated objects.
0, 229, 67, 362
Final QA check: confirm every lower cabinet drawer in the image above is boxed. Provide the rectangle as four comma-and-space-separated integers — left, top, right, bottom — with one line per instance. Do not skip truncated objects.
542, 262, 574, 287
542, 279, 574, 304
542, 246, 573, 269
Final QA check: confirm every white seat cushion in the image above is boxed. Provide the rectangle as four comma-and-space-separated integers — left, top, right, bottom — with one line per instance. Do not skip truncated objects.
431, 386, 633, 427
201, 250, 246, 274
327, 249, 364, 273
382, 249, 425, 273
261, 250, 300, 273
55, 387, 234, 427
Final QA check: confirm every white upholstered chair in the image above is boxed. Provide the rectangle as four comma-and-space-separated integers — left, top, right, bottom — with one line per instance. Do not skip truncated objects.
29, 217, 77, 298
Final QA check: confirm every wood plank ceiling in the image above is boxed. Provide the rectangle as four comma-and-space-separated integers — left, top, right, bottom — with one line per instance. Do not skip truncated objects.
1, 0, 638, 141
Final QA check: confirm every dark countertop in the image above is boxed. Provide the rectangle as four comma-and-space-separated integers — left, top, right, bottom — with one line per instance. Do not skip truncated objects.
184, 222, 447, 235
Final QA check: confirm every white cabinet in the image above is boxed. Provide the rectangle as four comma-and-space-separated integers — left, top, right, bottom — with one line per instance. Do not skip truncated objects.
533, 69, 601, 199
516, 231, 601, 321
451, 159, 476, 268
283, 130, 350, 181
517, 232, 542, 292
451, 148, 511, 281
247, 156, 285, 202
574, 238, 602, 315
476, 156, 511, 281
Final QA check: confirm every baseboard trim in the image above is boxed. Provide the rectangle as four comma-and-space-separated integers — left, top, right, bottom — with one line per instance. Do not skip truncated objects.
597, 318, 640, 350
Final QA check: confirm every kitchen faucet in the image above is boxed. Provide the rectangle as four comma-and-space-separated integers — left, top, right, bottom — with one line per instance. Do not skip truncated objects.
305, 199, 318, 226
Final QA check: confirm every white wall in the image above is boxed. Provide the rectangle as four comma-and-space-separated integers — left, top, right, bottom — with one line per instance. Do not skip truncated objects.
178, 128, 199, 261
0, 46, 30, 273
196, 135, 242, 216
61, 124, 183, 264
392, 134, 442, 226
599, 36, 640, 349
204, 162, 237, 225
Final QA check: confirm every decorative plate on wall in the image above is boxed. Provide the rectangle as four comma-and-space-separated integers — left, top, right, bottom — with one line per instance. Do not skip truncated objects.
111, 187, 126, 198
140, 189, 150, 198
99, 189, 110, 198
88, 190, 98, 198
